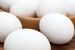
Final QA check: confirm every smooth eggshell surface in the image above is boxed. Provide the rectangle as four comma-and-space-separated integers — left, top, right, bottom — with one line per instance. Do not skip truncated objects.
36, 0, 67, 17
4, 29, 51, 50
39, 13, 74, 44
0, 12, 22, 42
65, 0, 75, 16
0, 0, 17, 11
10, 0, 39, 17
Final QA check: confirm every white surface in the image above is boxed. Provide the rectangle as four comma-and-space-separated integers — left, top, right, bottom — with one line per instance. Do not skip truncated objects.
36, 0, 66, 17
10, 0, 39, 17
65, 0, 75, 16
0, 12, 22, 42
4, 29, 51, 50
0, 0, 16, 11
39, 13, 74, 44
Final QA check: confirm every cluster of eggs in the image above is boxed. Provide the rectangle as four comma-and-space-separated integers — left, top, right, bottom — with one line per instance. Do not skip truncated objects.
0, 0, 75, 50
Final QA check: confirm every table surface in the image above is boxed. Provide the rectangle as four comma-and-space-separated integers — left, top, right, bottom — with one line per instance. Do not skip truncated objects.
0, 34, 75, 50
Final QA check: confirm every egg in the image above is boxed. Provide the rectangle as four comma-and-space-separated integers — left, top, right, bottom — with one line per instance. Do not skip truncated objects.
0, 12, 22, 42
10, 0, 39, 17
4, 29, 51, 50
0, 0, 16, 11
65, 0, 75, 16
39, 13, 74, 44
36, 0, 66, 17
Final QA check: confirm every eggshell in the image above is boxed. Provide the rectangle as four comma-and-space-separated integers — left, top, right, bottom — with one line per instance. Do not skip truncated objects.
65, 0, 75, 16
4, 29, 51, 50
39, 13, 74, 44
36, 0, 66, 17
0, 0, 16, 11
0, 12, 22, 42
10, 0, 39, 17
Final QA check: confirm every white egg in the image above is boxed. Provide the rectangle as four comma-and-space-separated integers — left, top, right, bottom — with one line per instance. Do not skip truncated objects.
0, 12, 22, 42
39, 13, 74, 44
0, 0, 16, 11
10, 0, 39, 17
65, 0, 75, 16
4, 29, 51, 50
36, 0, 66, 17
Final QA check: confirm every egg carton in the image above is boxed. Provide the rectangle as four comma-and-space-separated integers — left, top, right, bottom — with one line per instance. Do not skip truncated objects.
0, 8, 75, 50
